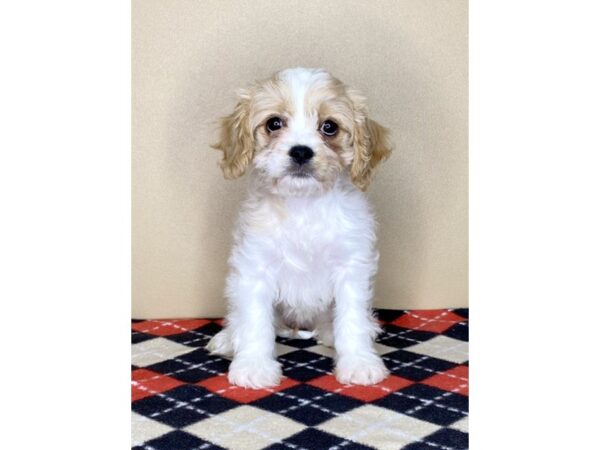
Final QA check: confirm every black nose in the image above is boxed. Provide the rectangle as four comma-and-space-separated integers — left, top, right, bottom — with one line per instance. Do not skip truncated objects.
288, 145, 314, 165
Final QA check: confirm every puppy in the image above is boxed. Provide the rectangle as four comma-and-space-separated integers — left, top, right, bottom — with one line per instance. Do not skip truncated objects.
206, 68, 392, 389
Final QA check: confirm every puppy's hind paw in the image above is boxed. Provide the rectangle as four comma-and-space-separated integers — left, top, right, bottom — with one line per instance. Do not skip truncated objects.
205, 330, 233, 358
276, 327, 316, 340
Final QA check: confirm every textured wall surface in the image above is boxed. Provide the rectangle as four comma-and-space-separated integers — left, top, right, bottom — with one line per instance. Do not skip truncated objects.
132, 0, 468, 318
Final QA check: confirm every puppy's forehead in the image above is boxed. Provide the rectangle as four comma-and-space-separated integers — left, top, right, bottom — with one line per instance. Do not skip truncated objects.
249, 68, 353, 132
278, 68, 331, 94
275, 68, 344, 114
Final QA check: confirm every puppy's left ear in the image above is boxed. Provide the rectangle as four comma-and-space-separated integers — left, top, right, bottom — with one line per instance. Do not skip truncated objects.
348, 91, 392, 191
351, 118, 392, 190
211, 89, 254, 179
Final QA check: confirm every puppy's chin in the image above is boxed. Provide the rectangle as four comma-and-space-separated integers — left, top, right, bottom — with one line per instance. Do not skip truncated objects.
271, 173, 329, 197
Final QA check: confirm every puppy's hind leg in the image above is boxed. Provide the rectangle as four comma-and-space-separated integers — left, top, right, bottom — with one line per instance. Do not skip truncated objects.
315, 306, 335, 347
205, 327, 234, 358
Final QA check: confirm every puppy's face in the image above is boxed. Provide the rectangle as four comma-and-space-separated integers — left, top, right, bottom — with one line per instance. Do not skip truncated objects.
213, 68, 391, 195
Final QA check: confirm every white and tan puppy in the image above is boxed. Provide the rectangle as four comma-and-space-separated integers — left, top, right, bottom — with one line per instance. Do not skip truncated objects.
206, 68, 392, 389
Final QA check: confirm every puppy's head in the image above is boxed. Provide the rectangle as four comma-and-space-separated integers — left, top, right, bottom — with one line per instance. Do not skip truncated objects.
213, 68, 391, 195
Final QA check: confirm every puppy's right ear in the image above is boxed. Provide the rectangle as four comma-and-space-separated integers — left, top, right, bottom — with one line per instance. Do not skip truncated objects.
211, 89, 254, 179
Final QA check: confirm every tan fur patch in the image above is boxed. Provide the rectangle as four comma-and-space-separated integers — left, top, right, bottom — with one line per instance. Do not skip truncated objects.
212, 90, 254, 179
350, 118, 392, 191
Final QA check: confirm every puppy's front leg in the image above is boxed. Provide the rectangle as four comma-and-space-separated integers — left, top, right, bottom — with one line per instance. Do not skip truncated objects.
226, 275, 282, 389
333, 269, 389, 385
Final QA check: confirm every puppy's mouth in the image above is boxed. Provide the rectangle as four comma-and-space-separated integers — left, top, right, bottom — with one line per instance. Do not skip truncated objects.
287, 166, 314, 179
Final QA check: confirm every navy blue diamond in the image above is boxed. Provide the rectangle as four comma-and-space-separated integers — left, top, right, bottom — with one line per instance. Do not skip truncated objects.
383, 349, 458, 381
443, 323, 469, 341
403, 428, 468, 450
374, 387, 423, 412
132, 332, 155, 344
428, 428, 468, 448
132, 430, 225, 450
377, 325, 438, 348
374, 308, 406, 323
132, 385, 237, 427
280, 349, 332, 365
165, 322, 223, 348
409, 401, 466, 427
375, 384, 468, 426
254, 384, 362, 426
280, 350, 333, 382
275, 336, 318, 348
145, 349, 229, 383
164, 331, 210, 348
453, 308, 469, 319
265, 428, 374, 450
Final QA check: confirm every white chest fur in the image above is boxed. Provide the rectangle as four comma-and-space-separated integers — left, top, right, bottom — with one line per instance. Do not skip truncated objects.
228, 176, 378, 321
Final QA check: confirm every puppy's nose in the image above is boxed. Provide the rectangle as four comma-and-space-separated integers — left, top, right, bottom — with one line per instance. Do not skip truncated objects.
288, 145, 314, 165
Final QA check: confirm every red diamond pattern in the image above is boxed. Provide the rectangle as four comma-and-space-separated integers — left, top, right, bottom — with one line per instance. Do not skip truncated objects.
308, 374, 414, 402
198, 374, 300, 403
131, 368, 185, 401
421, 365, 469, 396
132, 319, 211, 336
391, 310, 466, 333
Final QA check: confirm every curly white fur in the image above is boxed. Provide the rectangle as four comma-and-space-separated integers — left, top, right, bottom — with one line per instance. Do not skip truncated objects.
206, 68, 391, 388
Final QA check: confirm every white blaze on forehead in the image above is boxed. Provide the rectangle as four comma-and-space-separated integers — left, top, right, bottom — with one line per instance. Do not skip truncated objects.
278, 68, 330, 136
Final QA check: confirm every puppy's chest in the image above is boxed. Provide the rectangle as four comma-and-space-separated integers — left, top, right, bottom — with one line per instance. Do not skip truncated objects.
238, 192, 372, 305
271, 212, 343, 307
275, 210, 344, 270
248, 198, 349, 274
241, 192, 369, 273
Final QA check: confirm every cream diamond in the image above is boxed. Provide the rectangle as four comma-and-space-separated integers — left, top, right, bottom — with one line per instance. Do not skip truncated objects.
131, 412, 174, 447
184, 405, 304, 450
318, 404, 441, 450
275, 343, 299, 356
132, 337, 195, 367
451, 416, 469, 433
304, 344, 336, 358
374, 342, 398, 356
404, 335, 468, 363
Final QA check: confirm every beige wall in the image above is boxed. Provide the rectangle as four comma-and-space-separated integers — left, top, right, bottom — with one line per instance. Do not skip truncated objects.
132, 0, 468, 319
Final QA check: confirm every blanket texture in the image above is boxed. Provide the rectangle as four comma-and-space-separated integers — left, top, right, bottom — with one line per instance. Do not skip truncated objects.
132, 308, 468, 449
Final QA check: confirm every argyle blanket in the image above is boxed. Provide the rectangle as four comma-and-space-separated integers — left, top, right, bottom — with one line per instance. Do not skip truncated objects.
132, 309, 468, 450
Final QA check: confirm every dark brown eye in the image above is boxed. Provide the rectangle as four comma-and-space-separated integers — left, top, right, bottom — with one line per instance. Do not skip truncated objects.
266, 117, 284, 133
320, 120, 338, 136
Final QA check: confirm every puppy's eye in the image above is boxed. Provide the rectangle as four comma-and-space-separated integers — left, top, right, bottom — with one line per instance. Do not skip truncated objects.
320, 120, 338, 137
266, 117, 284, 133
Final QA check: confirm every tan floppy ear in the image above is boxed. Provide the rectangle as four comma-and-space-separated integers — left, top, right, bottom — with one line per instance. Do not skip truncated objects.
211, 90, 254, 179
350, 117, 392, 191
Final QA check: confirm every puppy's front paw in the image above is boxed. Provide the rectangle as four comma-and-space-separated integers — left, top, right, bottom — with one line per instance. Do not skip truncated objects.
228, 357, 282, 389
335, 354, 389, 385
